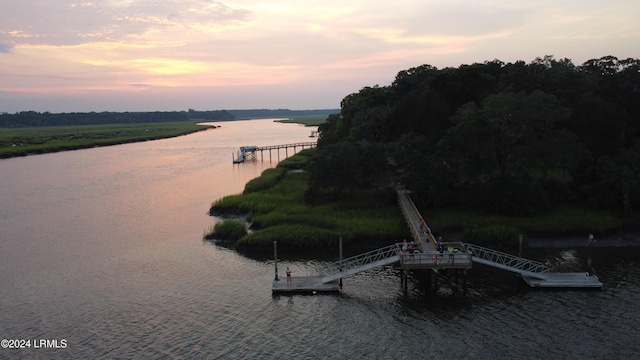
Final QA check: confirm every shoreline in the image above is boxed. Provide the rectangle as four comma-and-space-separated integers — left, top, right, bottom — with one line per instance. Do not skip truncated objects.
525, 231, 640, 248
0, 124, 214, 159
441, 230, 640, 249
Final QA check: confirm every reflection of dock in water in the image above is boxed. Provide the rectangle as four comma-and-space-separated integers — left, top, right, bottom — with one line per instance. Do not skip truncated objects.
272, 276, 340, 293
233, 142, 317, 163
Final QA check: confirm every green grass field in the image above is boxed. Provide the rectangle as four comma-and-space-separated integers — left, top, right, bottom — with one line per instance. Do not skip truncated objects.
0, 121, 212, 158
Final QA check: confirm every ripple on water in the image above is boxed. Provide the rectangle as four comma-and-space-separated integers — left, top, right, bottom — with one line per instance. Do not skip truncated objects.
2, 122, 640, 359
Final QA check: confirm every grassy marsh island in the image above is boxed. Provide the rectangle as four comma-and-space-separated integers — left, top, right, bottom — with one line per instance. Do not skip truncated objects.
274, 115, 329, 126
0, 121, 214, 158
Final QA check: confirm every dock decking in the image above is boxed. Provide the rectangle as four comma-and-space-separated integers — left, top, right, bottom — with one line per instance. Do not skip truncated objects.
399, 250, 473, 270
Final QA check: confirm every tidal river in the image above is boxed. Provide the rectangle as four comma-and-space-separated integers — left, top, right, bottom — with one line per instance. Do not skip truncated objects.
0, 119, 639, 359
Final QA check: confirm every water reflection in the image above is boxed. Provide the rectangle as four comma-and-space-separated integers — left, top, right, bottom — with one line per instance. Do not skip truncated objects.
1, 119, 639, 359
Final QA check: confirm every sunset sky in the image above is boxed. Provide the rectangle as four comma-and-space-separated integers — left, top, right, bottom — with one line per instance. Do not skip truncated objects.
1, 0, 639, 113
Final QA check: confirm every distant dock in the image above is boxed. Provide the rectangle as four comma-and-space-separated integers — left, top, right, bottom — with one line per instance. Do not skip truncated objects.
233, 142, 317, 163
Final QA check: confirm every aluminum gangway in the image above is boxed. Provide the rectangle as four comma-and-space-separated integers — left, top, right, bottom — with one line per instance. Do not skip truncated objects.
395, 189, 601, 288
464, 243, 550, 278
318, 244, 400, 283
464, 243, 602, 288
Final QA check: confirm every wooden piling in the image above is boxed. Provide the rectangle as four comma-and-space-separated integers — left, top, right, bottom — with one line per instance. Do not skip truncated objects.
274, 241, 279, 281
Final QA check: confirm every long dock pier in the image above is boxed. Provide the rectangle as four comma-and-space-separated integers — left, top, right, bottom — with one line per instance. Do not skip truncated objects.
233, 142, 317, 163
272, 188, 602, 294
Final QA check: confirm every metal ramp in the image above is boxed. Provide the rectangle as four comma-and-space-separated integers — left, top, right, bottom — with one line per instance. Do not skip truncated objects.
464, 243, 602, 288
464, 243, 550, 278
395, 189, 601, 289
318, 244, 400, 283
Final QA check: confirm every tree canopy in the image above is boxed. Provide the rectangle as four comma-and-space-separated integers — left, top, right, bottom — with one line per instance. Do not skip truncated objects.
308, 55, 640, 216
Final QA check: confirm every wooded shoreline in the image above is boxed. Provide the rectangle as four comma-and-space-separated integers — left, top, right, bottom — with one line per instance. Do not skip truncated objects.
207, 150, 640, 253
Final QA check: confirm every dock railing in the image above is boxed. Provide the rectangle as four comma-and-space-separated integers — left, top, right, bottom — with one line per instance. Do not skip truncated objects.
399, 241, 471, 266
256, 142, 316, 151
464, 243, 551, 277
396, 189, 428, 250
318, 244, 400, 283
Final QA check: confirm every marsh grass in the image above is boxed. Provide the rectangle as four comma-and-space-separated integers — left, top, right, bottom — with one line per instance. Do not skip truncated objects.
209, 149, 640, 251
243, 168, 288, 194
209, 153, 408, 251
204, 219, 248, 241
276, 148, 315, 169
464, 225, 521, 247
424, 205, 637, 246
274, 115, 328, 126
0, 121, 211, 158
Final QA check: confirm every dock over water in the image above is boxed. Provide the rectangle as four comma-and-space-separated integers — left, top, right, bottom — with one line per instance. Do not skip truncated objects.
272, 188, 602, 294
233, 142, 317, 163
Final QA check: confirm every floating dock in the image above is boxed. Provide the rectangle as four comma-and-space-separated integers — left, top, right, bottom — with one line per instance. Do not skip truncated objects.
521, 272, 603, 288
272, 276, 340, 293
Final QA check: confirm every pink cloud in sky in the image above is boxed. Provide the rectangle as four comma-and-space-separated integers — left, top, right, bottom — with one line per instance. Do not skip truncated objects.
1, 0, 639, 113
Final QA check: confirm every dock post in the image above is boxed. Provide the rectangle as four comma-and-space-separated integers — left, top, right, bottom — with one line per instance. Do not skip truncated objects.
274, 241, 279, 281
518, 234, 523, 257
339, 237, 343, 289
587, 234, 594, 270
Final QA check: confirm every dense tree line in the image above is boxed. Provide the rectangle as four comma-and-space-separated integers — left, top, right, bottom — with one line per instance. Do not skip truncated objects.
0, 109, 234, 127
225, 109, 339, 119
0, 108, 339, 127
308, 56, 640, 216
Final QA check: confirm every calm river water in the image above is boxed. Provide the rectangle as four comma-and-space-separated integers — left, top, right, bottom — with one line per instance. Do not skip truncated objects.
1, 119, 639, 359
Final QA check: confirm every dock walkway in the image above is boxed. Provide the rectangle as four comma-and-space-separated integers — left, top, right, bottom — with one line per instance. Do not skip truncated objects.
233, 142, 316, 163
271, 188, 603, 293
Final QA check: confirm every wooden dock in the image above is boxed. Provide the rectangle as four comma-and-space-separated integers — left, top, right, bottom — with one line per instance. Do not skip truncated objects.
272, 276, 340, 293
233, 142, 317, 163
